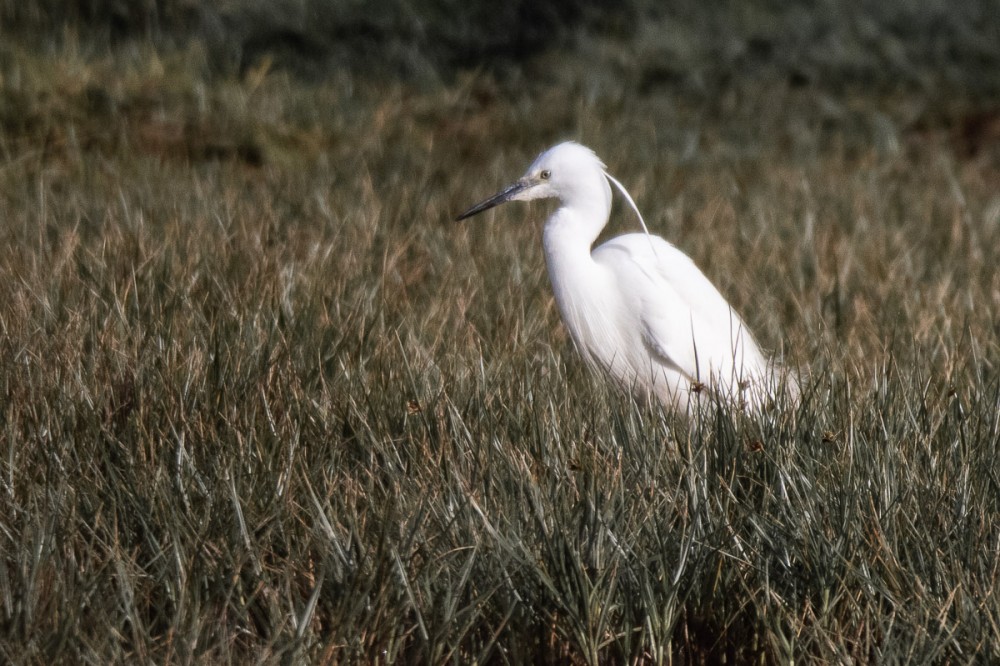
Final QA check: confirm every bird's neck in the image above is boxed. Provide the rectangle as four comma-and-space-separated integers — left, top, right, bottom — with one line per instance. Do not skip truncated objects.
542, 179, 613, 314
542, 205, 609, 312
542, 199, 610, 257
541, 204, 612, 356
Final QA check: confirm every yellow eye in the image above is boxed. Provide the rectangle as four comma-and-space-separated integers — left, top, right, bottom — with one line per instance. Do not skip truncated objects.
540, 169, 551, 180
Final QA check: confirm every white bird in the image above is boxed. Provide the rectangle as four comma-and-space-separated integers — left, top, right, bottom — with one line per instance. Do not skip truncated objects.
457, 142, 794, 414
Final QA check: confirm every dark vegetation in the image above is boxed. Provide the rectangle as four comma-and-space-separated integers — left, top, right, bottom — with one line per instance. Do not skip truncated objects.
2, 1, 1000, 663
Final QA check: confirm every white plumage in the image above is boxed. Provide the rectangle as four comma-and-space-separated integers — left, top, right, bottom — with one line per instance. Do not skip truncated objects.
457, 142, 793, 413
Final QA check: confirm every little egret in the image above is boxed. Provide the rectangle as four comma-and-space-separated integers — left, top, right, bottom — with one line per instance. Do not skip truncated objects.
456, 142, 794, 413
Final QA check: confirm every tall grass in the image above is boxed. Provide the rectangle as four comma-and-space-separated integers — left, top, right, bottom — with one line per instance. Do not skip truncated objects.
2, 24, 1000, 664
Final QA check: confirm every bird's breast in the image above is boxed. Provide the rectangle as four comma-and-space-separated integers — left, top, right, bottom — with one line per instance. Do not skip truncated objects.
547, 258, 636, 369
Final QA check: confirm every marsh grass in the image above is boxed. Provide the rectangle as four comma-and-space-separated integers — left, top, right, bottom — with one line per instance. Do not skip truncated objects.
2, 23, 1000, 664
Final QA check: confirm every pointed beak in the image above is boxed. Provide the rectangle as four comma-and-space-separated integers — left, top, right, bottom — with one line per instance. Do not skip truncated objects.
455, 178, 531, 221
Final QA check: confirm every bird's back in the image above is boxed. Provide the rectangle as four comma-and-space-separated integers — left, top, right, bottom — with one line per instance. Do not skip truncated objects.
591, 232, 779, 409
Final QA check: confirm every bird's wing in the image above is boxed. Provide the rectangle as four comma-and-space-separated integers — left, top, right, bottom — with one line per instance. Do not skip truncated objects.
593, 234, 760, 384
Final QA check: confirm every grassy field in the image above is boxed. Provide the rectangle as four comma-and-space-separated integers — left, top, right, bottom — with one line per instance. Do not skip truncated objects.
2, 12, 1000, 664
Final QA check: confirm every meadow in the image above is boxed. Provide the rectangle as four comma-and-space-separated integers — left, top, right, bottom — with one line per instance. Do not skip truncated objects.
2, 7, 1000, 663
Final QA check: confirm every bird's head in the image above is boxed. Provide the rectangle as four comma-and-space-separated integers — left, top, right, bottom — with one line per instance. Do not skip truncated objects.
456, 142, 608, 220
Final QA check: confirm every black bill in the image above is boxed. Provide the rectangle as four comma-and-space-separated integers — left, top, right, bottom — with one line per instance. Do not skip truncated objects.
455, 179, 530, 221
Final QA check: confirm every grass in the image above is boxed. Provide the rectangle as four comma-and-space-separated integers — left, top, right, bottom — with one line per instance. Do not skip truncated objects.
2, 19, 1000, 664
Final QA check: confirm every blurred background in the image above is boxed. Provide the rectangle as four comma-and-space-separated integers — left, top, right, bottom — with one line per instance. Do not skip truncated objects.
3, 0, 999, 184
4, 0, 1000, 95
